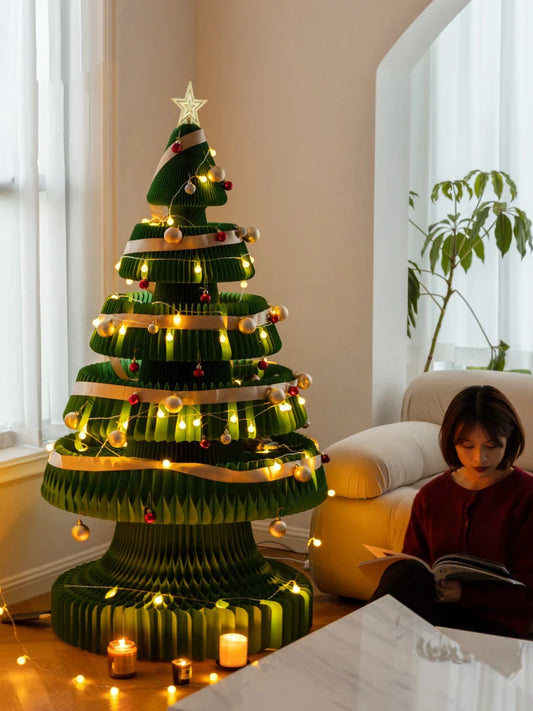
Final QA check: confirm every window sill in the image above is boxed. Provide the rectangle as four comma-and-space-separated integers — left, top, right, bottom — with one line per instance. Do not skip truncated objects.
0, 446, 49, 485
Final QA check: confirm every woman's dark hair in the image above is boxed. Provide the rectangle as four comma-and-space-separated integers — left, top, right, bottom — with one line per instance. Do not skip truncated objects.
440, 385, 525, 470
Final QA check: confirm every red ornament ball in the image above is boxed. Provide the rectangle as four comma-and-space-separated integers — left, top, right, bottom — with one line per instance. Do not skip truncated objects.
222, 180, 233, 190
144, 508, 156, 523
321, 454, 331, 464
139, 278, 149, 289
128, 393, 140, 406
193, 366, 205, 378
200, 438, 211, 449
216, 230, 227, 242
288, 385, 299, 397
129, 361, 140, 373
257, 359, 269, 371
171, 141, 182, 153
200, 292, 211, 303
268, 313, 280, 324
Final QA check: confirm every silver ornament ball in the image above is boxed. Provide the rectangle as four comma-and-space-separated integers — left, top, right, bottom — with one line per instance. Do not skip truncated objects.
207, 165, 226, 183
236, 226, 248, 238
238, 316, 256, 335
267, 388, 286, 405
268, 518, 287, 538
244, 227, 261, 243
164, 227, 183, 244
148, 321, 160, 335
184, 181, 196, 195
272, 304, 289, 321
297, 372, 313, 389
220, 431, 232, 445
293, 464, 313, 483
165, 395, 183, 413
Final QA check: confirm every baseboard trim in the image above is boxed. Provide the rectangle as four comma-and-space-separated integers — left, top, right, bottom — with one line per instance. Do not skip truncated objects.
1, 542, 110, 605
252, 521, 310, 554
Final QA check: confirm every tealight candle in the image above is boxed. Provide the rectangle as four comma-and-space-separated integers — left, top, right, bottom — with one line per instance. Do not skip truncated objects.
107, 638, 137, 678
219, 633, 248, 668
171, 658, 192, 685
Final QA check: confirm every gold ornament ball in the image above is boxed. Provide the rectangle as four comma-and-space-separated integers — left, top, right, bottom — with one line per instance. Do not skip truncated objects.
293, 464, 312, 483
220, 432, 232, 445
236, 226, 248, 238
297, 373, 313, 389
267, 387, 286, 405
71, 519, 90, 542
244, 227, 260, 243
184, 181, 196, 195
64, 411, 80, 429
269, 518, 287, 538
97, 320, 115, 337
108, 429, 127, 447
272, 304, 289, 321
165, 395, 183, 413
207, 165, 226, 183
238, 316, 256, 335
164, 227, 183, 244
148, 321, 160, 335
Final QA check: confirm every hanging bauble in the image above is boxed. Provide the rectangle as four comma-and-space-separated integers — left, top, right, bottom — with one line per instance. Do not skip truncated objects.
238, 317, 256, 334
148, 321, 160, 335
193, 364, 205, 378
200, 291, 211, 304
272, 304, 289, 321
129, 360, 140, 373
164, 395, 183, 413
128, 393, 140, 406
244, 373, 260, 382
64, 411, 80, 430
207, 166, 226, 183
200, 438, 211, 449
96, 320, 115, 337
288, 385, 299, 397
139, 278, 149, 289
236, 226, 247, 238
244, 227, 260, 243
321, 453, 331, 464
267, 388, 286, 405
171, 141, 182, 154
257, 359, 269, 371
303, 420, 311, 428
297, 373, 313, 389
220, 431, 232, 445
268, 311, 280, 324
144, 508, 156, 523
164, 226, 183, 244
184, 181, 196, 195
108, 429, 127, 447
268, 518, 287, 538
293, 464, 312, 483
71, 519, 90, 542
216, 230, 227, 242
222, 180, 233, 190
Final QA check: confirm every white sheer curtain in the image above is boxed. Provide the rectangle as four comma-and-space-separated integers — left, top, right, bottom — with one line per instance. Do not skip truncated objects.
0, 0, 112, 447
408, 0, 533, 379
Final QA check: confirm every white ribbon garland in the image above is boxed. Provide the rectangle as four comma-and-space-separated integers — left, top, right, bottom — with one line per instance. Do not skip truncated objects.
96, 308, 272, 332
72, 378, 297, 406
123, 229, 241, 255
48, 451, 321, 484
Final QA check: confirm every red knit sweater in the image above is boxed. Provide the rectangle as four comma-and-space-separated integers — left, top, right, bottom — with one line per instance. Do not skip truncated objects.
402, 466, 533, 637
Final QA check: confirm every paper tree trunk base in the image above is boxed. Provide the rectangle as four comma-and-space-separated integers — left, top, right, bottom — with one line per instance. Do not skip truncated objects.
50, 521, 312, 660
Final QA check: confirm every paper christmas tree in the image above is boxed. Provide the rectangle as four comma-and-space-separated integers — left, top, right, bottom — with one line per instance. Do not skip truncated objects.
41, 85, 328, 661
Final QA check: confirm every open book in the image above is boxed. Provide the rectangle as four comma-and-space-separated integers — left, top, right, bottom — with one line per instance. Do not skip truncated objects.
359, 545, 525, 588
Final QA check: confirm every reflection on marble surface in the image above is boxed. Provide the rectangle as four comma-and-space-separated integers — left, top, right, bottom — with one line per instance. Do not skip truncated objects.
169, 595, 533, 710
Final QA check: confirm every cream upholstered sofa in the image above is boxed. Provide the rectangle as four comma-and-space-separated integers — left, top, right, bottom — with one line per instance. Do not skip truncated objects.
309, 370, 533, 601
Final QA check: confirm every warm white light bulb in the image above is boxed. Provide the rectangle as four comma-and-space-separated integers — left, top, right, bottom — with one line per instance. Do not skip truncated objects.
209, 673, 219, 683
74, 674, 86, 684
162, 459, 171, 468
140, 262, 149, 274
173, 314, 182, 326
110, 687, 119, 697
168, 685, 177, 694
167, 217, 175, 226
157, 409, 165, 419
298, 396, 306, 405
240, 280, 248, 289
125, 279, 133, 285
209, 147, 216, 157
178, 420, 186, 430
92, 317, 101, 327
153, 594, 164, 605
45, 442, 54, 452
291, 582, 301, 594
114, 261, 121, 271
17, 655, 27, 666
119, 325, 127, 336
166, 332, 174, 342
219, 334, 227, 343
78, 431, 87, 440
247, 423, 256, 433
260, 330, 267, 340
272, 461, 282, 474
193, 418, 201, 427
327, 489, 336, 497
194, 263, 202, 274
230, 414, 238, 424
242, 259, 250, 268
199, 175, 207, 183
312, 538, 322, 547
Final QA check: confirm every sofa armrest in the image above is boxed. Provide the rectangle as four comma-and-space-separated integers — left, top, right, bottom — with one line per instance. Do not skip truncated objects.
324, 421, 446, 499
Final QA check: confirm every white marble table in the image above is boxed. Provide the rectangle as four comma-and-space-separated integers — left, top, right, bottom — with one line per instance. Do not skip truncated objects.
168, 595, 533, 710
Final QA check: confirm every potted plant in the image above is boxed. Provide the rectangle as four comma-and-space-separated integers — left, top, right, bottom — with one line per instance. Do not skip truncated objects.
408, 170, 533, 372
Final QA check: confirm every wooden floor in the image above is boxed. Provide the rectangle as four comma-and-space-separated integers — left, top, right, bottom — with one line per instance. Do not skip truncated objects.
0, 549, 361, 711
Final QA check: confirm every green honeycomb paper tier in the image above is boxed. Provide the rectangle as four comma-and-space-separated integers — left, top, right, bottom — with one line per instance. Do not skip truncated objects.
51, 521, 312, 660
41, 88, 326, 661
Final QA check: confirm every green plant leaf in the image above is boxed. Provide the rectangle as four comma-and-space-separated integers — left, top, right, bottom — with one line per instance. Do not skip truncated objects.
500, 171, 517, 200
453, 180, 464, 201
409, 190, 419, 209
457, 233, 472, 273
468, 204, 491, 242
513, 214, 527, 258
495, 213, 512, 255
473, 172, 489, 198
441, 235, 454, 275
491, 171, 504, 199
472, 236, 485, 262
492, 201, 507, 216
429, 234, 444, 272
442, 181, 453, 200
407, 262, 421, 338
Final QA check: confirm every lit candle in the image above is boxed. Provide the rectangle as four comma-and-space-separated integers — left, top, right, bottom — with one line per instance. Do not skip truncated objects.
107, 638, 137, 678
219, 633, 248, 668
171, 658, 192, 685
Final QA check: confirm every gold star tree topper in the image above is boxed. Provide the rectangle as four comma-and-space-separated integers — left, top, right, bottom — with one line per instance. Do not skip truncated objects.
172, 82, 207, 126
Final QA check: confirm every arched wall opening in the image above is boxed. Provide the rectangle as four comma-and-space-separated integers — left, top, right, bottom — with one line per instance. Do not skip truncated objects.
372, 0, 470, 424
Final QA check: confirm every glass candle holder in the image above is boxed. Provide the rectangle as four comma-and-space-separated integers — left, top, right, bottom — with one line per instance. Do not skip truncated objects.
219, 633, 248, 668
171, 658, 192, 685
107, 638, 137, 678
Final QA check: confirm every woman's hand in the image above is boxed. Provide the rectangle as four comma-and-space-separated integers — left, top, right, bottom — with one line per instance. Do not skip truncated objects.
435, 579, 462, 603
